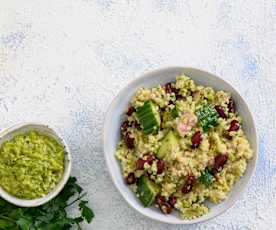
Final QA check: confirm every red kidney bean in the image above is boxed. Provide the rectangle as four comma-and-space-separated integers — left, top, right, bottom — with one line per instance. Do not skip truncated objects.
157, 160, 165, 174
228, 97, 236, 113
182, 175, 196, 194
164, 83, 174, 94
213, 154, 228, 174
136, 159, 146, 170
186, 175, 196, 184
182, 184, 193, 194
165, 82, 179, 94
169, 196, 177, 207
228, 120, 240, 132
155, 195, 174, 214
160, 203, 173, 214
155, 194, 166, 206
126, 106, 135, 116
192, 131, 202, 148
215, 105, 227, 119
125, 173, 136, 184
121, 120, 130, 132
136, 154, 155, 170
124, 132, 135, 149
145, 154, 155, 165
132, 121, 141, 129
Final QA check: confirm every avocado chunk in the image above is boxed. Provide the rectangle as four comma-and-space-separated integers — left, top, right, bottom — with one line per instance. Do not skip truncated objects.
136, 101, 161, 135
137, 175, 159, 207
157, 131, 179, 159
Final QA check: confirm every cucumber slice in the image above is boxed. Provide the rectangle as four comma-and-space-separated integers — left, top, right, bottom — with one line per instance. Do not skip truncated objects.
196, 104, 218, 132
136, 101, 161, 135
137, 175, 159, 207
157, 131, 179, 159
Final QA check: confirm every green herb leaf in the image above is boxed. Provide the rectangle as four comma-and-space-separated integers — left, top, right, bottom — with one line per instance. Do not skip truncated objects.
199, 169, 214, 186
171, 106, 181, 118
0, 219, 15, 229
79, 201, 94, 223
196, 104, 218, 132
16, 217, 32, 230
0, 177, 94, 230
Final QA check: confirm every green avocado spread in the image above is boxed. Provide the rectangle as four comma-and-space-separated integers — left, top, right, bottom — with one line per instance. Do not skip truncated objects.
0, 131, 65, 199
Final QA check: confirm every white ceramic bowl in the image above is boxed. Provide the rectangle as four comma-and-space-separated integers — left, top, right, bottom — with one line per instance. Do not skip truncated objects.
0, 122, 72, 207
103, 67, 258, 224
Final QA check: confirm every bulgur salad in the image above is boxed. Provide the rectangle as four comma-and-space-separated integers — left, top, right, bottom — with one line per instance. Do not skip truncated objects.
116, 75, 253, 219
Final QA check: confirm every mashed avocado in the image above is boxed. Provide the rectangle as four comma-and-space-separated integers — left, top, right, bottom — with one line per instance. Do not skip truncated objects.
0, 131, 65, 199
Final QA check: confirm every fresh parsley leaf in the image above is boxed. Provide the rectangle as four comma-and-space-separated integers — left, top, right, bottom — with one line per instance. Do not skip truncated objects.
0, 219, 15, 229
79, 201, 94, 223
199, 168, 214, 186
196, 104, 218, 132
171, 106, 181, 118
16, 217, 32, 230
0, 177, 94, 230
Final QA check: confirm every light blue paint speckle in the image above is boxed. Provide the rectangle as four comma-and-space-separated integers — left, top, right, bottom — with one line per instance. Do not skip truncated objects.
239, 226, 252, 230
155, 0, 179, 12
226, 35, 260, 78
217, 1, 233, 25
233, 36, 259, 78
233, 35, 250, 50
92, 0, 114, 11
94, 42, 161, 78
256, 136, 266, 174
243, 55, 259, 76
255, 135, 276, 179
1, 32, 25, 51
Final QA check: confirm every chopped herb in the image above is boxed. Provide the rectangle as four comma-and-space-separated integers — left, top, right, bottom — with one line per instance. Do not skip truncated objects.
171, 106, 181, 118
196, 104, 218, 132
199, 169, 214, 186
0, 177, 94, 230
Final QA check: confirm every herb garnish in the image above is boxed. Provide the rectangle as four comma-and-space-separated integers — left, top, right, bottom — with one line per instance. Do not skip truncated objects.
0, 177, 94, 230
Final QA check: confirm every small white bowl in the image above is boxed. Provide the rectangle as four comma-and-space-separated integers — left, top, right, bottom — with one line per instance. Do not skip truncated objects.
103, 67, 258, 224
0, 122, 72, 207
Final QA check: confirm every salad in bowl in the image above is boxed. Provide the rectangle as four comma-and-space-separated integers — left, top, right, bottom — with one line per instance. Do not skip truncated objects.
115, 74, 253, 220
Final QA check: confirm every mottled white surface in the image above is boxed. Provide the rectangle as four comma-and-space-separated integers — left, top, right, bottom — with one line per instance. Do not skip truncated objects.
0, 1, 276, 229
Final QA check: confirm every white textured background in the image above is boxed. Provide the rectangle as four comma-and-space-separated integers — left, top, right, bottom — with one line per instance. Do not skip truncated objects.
1, 1, 276, 229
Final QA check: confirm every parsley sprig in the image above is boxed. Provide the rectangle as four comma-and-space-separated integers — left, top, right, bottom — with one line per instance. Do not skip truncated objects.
199, 168, 214, 186
196, 104, 219, 132
0, 177, 94, 230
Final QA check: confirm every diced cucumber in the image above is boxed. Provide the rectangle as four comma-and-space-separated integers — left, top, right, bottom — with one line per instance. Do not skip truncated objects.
137, 175, 159, 207
196, 104, 218, 132
136, 101, 161, 135
157, 131, 179, 159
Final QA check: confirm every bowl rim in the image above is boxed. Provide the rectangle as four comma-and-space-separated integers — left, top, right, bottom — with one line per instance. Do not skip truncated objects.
103, 66, 258, 224
0, 122, 72, 207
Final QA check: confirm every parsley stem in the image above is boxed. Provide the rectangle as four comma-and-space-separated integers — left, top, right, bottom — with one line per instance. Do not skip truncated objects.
65, 192, 87, 208
0, 214, 16, 223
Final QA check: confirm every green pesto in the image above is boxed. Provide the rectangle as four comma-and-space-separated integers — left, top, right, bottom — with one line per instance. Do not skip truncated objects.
0, 131, 65, 199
